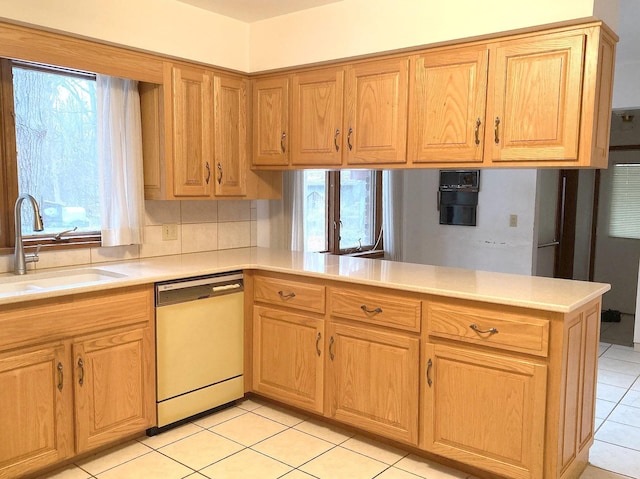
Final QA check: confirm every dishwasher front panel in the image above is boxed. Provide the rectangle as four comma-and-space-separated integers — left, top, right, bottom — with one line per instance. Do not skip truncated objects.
156, 292, 243, 417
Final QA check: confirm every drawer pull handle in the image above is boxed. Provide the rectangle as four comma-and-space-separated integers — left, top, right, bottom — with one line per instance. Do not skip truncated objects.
278, 291, 296, 300
57, 362, 64, 391
469, 324, 499, 335
329, 336, 335, 361
78, 357, 85, 386
361, 305, 382, 314
426, 358, 433, 387
315, 332, 322, 356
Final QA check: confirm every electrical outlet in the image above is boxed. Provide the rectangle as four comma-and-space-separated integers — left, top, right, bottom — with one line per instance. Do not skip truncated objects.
162, 223, 178, 241
509, 215, 518, 227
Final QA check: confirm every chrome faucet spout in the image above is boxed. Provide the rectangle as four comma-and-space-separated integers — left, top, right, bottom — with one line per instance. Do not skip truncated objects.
14, 193, 44, 275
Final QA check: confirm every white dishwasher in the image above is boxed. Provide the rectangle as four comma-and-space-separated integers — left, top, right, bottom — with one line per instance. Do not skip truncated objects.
150, 272, 244, 434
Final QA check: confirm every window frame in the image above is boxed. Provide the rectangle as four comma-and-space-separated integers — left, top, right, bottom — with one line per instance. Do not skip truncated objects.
0, 57, 102, 253
326, 170, 383, 256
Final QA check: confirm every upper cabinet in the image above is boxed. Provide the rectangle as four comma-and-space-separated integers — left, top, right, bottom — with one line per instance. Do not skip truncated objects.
170, 64, 214, 197
252, 76, 289, 166
213, 75, 247, 196
344, 58, 410, 165
141, 63, 282, 200
252, 22, 616, 170
290, 68, 344, 166
409, 45, 489, 163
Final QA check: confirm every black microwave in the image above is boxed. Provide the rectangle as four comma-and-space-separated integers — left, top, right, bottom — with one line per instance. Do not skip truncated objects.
438, 170, 480, 226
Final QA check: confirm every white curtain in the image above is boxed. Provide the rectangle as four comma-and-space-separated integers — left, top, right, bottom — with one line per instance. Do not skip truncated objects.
97, 75, 145, 247
282, 170, 305, 250
382, 170, 403, 261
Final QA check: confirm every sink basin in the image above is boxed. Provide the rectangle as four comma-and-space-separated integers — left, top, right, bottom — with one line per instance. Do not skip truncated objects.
0, 268, 127, 295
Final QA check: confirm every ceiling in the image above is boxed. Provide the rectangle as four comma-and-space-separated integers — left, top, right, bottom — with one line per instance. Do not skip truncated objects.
176, 0, 342, 22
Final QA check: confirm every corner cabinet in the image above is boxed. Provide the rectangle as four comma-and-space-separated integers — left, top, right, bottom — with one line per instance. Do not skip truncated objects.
0, 286, 155, 479
252, 76, 289, 167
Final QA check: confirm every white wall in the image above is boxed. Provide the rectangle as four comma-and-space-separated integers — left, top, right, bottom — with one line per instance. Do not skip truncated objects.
400, 169, 538, 275
0, 0, 617, 73
249, 0, 618, 72
0, 0, 250, 71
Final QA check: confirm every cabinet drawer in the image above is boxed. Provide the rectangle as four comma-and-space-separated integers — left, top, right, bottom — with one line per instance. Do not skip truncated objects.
329, 288, 421, 332
426, 300, 549, 357
253, 275, 326, 314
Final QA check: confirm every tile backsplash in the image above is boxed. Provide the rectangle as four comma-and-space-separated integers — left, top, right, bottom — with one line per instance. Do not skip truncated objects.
0, 199, 257, 274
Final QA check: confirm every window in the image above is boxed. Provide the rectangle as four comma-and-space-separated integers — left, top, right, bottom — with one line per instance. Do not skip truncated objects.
300, 169, 382, 255
0, 59, 100, 249
609, 162, 640, 239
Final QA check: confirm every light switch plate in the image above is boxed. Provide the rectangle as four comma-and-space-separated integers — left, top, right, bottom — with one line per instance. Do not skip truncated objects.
509, 215, 518, 227
162, 223, 178, 241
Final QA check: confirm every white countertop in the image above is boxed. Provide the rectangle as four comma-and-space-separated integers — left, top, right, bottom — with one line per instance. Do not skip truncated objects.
0, 247, 611, 312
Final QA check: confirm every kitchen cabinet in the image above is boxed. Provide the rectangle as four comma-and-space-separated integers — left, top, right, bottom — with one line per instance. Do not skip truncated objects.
326, 320, 419, 445
409, 45, 489, 163
326, 285, 421, 445
73, 326, 153, 453
253, 307, 324, 414
410, 24, 616, 168
252, 76, 289, 166
0, 342, 73, 479
170, 63, 214, 197
140, 65, 282, 200
251, 273, 325, 413
0, 286, 154, 479
344, 57, 410, 165
421, 343, 547, 479
290, 67, 344, 166
213, 74, 247, 196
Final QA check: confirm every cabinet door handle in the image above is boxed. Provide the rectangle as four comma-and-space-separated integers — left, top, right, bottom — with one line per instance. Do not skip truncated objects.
315, 332, 322, 357
426, 358, 433, 387
217, 162, 223, 185
205, 161, 211, 184
347, 127, 353, 151
78, 357, 85, 386
278, 290, 296, 300
57, 362, 64, 391
474, 118, 481, 146
281, 132, 287, 153
469, 323, 499, 335
494, 117, 500, 144
361, 305, 382, 314
329, 336, 335, 361
334, 129, 340, 152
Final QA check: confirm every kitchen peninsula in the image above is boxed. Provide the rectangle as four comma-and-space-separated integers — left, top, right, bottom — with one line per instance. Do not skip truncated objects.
0, 248, 609, 479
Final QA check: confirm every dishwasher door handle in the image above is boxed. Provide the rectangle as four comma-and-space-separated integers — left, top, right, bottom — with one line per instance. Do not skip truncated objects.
211, 283, 242, 293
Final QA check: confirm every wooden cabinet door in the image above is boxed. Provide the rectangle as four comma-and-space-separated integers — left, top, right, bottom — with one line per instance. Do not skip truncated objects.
0, 343, 73, 479
214, 75, 247, 196
344, 58, 409, 165
253, 306, 324, 413
291, 68, 344, 166
170, 64, 214, 197
73, 327, 154, 454
422, 343, 547, 479
409, 46, 488, 163
326, 321, 419, 445
485, 33, 585, 164
253, 76, 289, 166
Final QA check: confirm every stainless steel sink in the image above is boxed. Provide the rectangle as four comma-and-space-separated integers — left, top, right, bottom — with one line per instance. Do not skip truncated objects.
0, 268, 127, 294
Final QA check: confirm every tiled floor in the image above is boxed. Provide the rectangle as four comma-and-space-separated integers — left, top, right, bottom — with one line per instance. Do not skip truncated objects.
40, 342, 640, 479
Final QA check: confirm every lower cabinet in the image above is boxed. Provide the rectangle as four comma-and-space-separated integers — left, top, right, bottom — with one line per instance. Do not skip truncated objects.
421, 343, 547, 479
0, 286, 155, 479
253, 306, 324, 414
0, 343, 73, 479
326, 321, 420, 445
73, 327, 155, 453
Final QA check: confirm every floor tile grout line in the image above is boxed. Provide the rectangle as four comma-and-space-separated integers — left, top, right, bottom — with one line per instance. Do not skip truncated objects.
594, 436, 640, 455
75, 446, 155, 477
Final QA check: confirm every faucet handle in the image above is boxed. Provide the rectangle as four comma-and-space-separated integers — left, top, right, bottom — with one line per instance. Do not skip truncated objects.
25, 244, 42, 264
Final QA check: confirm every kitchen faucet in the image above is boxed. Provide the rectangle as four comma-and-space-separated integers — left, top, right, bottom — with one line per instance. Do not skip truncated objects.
14, 193, 44, 275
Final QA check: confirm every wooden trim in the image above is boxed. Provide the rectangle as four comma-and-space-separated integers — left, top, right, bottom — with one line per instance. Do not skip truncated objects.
0, 58, 18, 249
